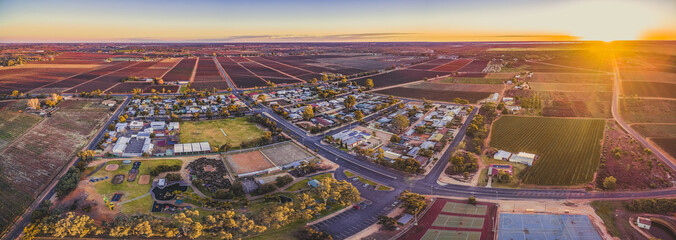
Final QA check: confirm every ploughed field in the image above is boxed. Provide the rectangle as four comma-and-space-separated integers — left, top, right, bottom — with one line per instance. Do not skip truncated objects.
162, 58, 197, 82
621, 81, 676, 98
353, 69, 448, 88
489, 116, 605, 185
375, 82, 498, 103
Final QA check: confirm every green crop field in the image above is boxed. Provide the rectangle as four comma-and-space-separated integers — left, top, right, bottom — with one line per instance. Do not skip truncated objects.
489, 116, 605, 185
180, 117, 266, 149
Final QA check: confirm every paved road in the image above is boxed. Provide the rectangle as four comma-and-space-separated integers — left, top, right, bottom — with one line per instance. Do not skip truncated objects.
610, 57, 675, 170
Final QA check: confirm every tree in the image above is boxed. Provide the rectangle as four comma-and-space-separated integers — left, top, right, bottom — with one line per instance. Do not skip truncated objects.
275, 175, 294, 188
310, 78, 318, 85
391, 115, 410, 134
364, 79, 374, 89
390, 135, 401, 143
257, 94, 266, 102
377, 215, 397, 230
354, 110, 364, 122
315, 177, 360, 205
297, 227, 332, 240
157, 78, 164, 85
399, 191, 427, 214
344, 95, 356, 110
468, 196, 477, 205
453, 98, 469, 104
603, 176, 617, 190
11, 90, 19, 97
27, 98, 40, 109
302, 106, 314, 120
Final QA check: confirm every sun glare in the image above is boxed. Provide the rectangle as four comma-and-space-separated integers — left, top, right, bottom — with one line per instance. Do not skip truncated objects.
567, 0, 661, 42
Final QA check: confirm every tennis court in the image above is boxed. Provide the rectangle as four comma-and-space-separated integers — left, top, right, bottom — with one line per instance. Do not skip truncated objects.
433, 214, 485, 229
498, 213, 602, 240
421, 229, 482, 240
442, 201, 488, 215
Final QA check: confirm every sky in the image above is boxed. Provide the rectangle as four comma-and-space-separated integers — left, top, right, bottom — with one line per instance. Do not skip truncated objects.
0, 0, 675, 42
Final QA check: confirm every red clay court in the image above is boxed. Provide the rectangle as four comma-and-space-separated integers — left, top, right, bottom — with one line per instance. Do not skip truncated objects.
399, 198, 497, 240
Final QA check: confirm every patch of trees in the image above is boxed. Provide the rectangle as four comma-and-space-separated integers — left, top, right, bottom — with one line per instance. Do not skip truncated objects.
275, 175, 294, 188
375, 157, 422, 174
626, 199, 676, 214
0, 55, 27, 66
445, 152, 478, 175
377, 215, 397, 231
254, 183, 277, 195
399, 191, 427, 215
465, 113, 489, 155
149, 164, 181, 177
297, 227, 333, 240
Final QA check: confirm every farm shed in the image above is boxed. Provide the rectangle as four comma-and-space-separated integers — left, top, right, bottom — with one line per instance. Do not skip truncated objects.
509, 152, 535, 166
173, 142, 211, 155
493, 150, 512, 161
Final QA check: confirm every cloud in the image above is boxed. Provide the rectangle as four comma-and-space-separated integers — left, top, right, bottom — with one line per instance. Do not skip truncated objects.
188, 33, 416, 42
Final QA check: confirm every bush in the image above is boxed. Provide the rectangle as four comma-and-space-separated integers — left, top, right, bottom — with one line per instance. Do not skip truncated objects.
55, 167, 81, 199
150, 164, 181, 177
275, 175, 294, 188
166, 173, 182, 182
468, 196, 477, 205
255, 183, 277, 195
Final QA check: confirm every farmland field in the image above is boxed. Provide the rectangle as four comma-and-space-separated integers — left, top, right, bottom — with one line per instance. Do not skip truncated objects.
631, 124, 676, 138
217, 57, 269, 88
439, 77, 504, 85
619, 70, 676, 83
530, 73, 612, 83
0, 100, 111, 232
375, 87, 491, 103
489, 116, 605, 185
621, 81, 676, 98
0, 62, 109, 94
457, 60, 488, 72
162, 58, 196, 82
409, 58, 454, 70
67, 61, 155, 93
0, 101, 43, 149
132, 58, 181, 78
620, 99, 676, 123
353, 69, 448, 88
179, 117, 266, 149
431, 58, 473, 72
193, 57, 225, 82
530, 82, 611, 92
651, 138, 676, 159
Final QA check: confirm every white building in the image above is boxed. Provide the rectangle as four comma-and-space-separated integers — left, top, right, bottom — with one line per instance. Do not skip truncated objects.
150, 121, 166, 130
509, 152, 535, 166
168, 122, 180, 131
129, 121, 144, 130
637, 217, 651, 230
493, 150, 512, 161
112, 137, 130, 154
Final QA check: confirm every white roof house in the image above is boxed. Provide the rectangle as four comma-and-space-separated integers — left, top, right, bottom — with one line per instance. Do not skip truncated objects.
637, 217, 651, 230
493, 150, 512, 161
129, 121, 144, 130
115, 122, 128, 132
168, 122, 180, 130
509, 152, 536, 166
112, 137, 130, 154
150, 121, 166, 130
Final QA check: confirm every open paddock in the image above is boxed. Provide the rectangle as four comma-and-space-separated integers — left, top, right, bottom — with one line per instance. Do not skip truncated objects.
106, 82, 152, 93
651, 137, 676, 159
530, 82, 611, 92
619, 70, 676, 83
0, 100, 111, 230
530, 73, 612, 83
376, 87, 492, 103
194, 57, 224, 82
39, 62, 135, 90
162, 58, 197, 82
409, 58, 455, 70
179, 117, 266, 148
621, 99, 676, 123
132, 58, 181, 78
239, 62, 290, 79
353, 69, 448, 88
622, 81, 676, 98
217, 57, 269, 88
457, 60, 488, 72
190, 81, 230, 91
65, 62, 153, 93
431, 58, 473, 72
248, 57, 313, 76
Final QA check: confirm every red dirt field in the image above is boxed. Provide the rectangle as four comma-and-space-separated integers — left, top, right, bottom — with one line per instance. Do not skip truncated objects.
35, 62, 136, 92
194, 57, 225, 82
651, 137, 676, 160
66, 61, 156, 93
353, 69, 449, 88
162, 58, 197, 82
226, 151, 274, 175
190, 81, 231, 91
230, 56, 251, 62
106, 82, 152, 93
132, 58, 181, 78
457, 60, 489, 72
399, 198, 497, 240
621, 81, 676, 98
408, 58, 455, 70
217, 57, 268, 88
0, 64, 107, 94
431, 58, 473, 72
376, 87, 492, 103
529, 73, 612, 83
596, 121, 673, 190
239, 62, 291, 79
248, 57, 313, 77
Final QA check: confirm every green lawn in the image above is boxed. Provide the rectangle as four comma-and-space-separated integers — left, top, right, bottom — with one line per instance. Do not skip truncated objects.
376, 185, 393, 191
89, 159, 182, 214
284, 173, 332, 191
180, 117, 266, 149
344, 170, 378, 186
0, 111, 42, 147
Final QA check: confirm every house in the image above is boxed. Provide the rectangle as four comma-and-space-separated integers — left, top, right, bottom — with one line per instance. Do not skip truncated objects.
509, 152, 535, 166
150, 121, 166, 130
115, 122, 128, 132
168, 122, 180, 131
112, 137, 130, 155
101, 100, 116, 107
493, 150, 512, 161
158, 179, 166, 188
488, 164, 513, 176
383, 151, 402, 160
636, 217, 651, 230
308, 179, 321, 188
129, 121, 144, 130
345, 137, 363, 148
407, 147, 420, 157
